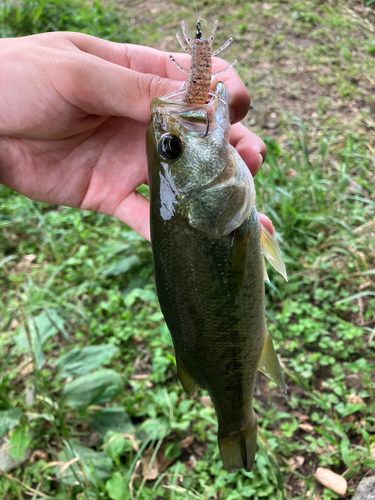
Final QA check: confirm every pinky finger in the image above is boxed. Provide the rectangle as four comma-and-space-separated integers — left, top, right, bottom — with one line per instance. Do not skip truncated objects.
112, 191, 151, 241
258, 212, 274, 235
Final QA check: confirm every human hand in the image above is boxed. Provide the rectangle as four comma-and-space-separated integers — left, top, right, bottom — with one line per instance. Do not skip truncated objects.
0, 32, 271, 240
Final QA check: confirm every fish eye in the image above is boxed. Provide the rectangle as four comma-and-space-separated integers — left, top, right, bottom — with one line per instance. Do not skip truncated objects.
158, 134, 183, 161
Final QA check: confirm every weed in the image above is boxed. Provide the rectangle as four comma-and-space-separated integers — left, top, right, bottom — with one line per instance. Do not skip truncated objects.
1, 0, 375, 499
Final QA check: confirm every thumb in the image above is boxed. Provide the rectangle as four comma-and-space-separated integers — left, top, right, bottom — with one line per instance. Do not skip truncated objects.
64, 42, 181, 122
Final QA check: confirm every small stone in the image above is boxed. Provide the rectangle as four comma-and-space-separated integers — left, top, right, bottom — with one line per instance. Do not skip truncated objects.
25, 386, 34, 405
352, 476, 375, 500
315, 467, 347, 496
263, 2, 272, 9
0, 438, 31, 472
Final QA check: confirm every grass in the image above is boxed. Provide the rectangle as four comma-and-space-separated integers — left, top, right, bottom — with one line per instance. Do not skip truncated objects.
1, 0, 375, 499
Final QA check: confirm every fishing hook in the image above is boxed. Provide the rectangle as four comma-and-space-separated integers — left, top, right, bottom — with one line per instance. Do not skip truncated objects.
203, 111, 209, 137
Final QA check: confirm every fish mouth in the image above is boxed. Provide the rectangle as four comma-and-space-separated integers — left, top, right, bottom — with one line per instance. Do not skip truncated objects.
150, 82, 230, 139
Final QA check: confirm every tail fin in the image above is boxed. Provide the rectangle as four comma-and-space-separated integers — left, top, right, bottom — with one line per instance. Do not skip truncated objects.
218, 419, 257, 473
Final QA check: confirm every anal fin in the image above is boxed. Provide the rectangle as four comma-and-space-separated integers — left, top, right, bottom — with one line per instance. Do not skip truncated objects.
176, 356, 199, 397
257, 328, 287, 393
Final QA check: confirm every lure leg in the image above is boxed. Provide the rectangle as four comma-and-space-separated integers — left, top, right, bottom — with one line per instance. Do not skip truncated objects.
212, 59, 238, 76
161, 89, 186, 100
209, 20, 219, 48
181, 21, 193, 48
211, 37, 233, 57
208, 90, 226, 104
169, 55, 189, 74
176, 33, 191, 54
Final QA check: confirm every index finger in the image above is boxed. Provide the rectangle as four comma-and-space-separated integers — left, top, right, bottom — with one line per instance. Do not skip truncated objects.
230, 123, 267, 177
68, 33, 250, 124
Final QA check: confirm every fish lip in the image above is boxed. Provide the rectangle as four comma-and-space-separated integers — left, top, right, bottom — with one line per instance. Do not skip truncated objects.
210, 81, 230, 139
150, 82, 230, 138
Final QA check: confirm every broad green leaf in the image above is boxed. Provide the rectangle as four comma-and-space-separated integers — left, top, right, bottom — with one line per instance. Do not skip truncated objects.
56, 344, 119, 378
340, 438, 351, 468
9, 425, 31, 460
89, 407, 135, 437
0, 407, 22, 437
137, 418, 170, 440
158, 322, 173, 347
345, 358, 375, 372
55, 439, 112, 486
106, 471, 128, 500
103, 255, 141, 276
124, 287, 157, 308
149, 311, 164, 322
62, 370, 122, 410
13, 310, 67, 368
104, 431, 133, 463
164, 442, 181, 460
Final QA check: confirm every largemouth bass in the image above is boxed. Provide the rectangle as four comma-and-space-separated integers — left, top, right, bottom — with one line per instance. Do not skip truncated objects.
146, 81, 287, 473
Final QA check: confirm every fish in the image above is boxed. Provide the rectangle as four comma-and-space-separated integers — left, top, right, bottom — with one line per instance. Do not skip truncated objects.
146, 21, 287, 473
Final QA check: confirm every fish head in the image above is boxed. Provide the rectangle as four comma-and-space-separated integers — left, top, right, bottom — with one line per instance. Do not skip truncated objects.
147, 82, 255, 236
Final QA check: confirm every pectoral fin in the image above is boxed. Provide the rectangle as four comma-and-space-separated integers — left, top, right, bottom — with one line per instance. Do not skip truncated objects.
257, 328, 287, 393
260, 225, 288, 281
176, 356, 199, 397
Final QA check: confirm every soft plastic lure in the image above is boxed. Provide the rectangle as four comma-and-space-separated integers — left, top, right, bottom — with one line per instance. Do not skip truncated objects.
164, 19, 237, 104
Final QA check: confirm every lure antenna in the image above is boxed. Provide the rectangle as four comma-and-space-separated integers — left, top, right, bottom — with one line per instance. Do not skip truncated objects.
195, 18, 206, 39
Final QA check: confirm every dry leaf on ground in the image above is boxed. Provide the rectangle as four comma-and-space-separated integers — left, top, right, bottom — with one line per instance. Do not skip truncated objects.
142, 448, 159, 480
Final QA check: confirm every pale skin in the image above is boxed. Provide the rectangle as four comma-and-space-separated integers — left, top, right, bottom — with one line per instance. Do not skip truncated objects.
0, 32, 273, 240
